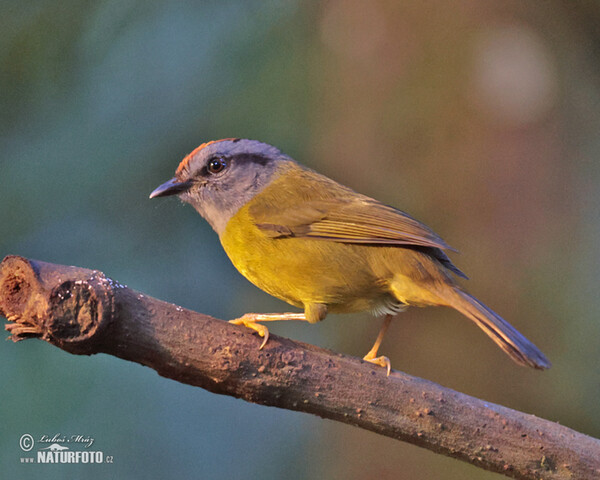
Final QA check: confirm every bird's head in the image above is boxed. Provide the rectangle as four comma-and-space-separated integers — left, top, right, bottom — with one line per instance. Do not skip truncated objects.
150, 138, 291, 234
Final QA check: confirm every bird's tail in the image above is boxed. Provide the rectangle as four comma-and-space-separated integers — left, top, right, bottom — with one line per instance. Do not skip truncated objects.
444, 289, 551, 370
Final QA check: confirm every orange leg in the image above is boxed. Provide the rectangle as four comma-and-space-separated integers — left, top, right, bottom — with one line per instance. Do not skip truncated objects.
362, 314, 393, 376
229, 312, 307, 349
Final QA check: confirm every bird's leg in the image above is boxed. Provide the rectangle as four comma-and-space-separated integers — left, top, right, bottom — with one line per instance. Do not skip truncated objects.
229, 313, 307, 349
363, 314, 393, 376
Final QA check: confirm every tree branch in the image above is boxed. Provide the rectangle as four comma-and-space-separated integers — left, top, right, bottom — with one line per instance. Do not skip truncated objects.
1, 255, 598, 479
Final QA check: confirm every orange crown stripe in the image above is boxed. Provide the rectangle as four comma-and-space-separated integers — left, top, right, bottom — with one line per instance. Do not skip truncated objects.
176, 138, 238, 175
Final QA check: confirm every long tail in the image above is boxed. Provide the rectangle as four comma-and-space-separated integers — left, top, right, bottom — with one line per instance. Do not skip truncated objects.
445, 289, 551, 370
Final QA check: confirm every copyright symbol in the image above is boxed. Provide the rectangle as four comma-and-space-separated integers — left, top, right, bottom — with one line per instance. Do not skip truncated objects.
19, 434, 34, 452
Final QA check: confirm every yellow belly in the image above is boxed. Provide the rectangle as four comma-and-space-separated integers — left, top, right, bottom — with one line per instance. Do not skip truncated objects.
220, 204, 393, 313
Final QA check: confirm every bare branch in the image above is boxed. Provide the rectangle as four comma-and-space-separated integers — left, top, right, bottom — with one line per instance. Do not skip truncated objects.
1, 255, 598, 479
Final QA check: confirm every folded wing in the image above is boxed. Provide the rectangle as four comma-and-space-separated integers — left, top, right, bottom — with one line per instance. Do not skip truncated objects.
251, 197, 467, 279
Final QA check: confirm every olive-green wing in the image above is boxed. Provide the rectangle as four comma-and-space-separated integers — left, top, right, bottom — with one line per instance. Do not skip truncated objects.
251, 197, 456, 252
247, 164, 466, 278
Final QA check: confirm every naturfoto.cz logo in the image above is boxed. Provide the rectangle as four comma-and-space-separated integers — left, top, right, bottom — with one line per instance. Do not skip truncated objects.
19, 433, 114, 465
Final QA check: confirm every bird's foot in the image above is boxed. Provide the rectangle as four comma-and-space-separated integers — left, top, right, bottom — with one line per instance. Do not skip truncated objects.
228, 313, 306, 349
229, 314, 270, 349
362, 314, 393, 376
362, 352, 392, 377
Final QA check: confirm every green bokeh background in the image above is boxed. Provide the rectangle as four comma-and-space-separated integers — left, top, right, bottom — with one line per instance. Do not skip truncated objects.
1, 1, 599, 479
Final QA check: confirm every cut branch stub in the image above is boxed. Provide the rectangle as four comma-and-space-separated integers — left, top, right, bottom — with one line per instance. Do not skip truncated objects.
1, 255, 43, 339
0, 255, 114, 353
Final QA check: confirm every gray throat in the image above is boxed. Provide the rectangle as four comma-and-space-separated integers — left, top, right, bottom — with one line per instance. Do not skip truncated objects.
182, 158, 286, 236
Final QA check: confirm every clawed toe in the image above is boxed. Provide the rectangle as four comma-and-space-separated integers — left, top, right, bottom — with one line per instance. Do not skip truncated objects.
229, 315, 270, 349
363, 353, 391, 376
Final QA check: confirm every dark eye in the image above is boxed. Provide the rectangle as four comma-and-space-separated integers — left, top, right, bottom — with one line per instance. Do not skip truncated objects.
207, 157, 227, 174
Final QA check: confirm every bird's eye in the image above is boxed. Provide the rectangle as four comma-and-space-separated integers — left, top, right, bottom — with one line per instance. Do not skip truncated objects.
207, 158, 227, 174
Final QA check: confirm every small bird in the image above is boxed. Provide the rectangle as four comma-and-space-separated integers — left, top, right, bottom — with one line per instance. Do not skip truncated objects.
150, 138, 550, 374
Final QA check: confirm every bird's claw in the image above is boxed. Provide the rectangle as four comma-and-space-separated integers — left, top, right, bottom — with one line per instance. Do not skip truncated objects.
229, 315, 270, 350
363, 354, 392, 376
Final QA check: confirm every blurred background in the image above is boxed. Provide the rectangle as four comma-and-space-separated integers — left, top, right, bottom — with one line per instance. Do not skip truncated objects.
1, 1, 599, 478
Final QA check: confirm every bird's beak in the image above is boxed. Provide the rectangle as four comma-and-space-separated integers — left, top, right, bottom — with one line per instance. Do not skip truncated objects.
149, 178, 192, 198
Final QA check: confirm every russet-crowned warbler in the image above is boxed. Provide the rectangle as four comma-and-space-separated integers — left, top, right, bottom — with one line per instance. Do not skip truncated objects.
150, 138, 550, 374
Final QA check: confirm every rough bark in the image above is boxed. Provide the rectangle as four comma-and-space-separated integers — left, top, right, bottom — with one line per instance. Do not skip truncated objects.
1, 255, 598, 479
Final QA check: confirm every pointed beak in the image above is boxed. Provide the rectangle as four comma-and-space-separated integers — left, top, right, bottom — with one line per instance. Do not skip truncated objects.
149, 177, 192, 199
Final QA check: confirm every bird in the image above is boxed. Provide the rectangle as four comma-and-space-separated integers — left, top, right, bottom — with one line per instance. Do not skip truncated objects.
150, 138, 551, 375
